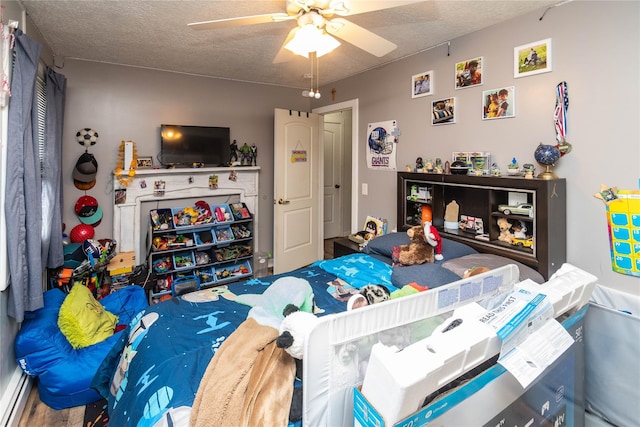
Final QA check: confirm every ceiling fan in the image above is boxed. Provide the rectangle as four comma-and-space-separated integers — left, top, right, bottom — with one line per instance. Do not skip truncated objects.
188, 0, 426, 63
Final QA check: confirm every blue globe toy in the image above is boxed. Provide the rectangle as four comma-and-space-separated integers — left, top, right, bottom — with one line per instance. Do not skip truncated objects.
534, 143, 561, 179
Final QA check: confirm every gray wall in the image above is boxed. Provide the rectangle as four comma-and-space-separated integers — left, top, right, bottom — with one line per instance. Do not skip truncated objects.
61, 61, 310, 257
313, 0, 639, 295
14, 0, 640, 298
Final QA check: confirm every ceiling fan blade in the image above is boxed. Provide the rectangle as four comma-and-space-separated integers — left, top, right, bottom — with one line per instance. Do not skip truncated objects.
329, 0, 427, 16
326, 18, 396, 57
188, 13, 293, 30
272, 27, 300, 64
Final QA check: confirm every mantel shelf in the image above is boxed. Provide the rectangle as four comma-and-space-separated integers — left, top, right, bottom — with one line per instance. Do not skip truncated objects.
113, 166, 260, 178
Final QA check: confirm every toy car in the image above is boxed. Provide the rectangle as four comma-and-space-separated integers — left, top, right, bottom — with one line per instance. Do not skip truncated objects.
498, 203, 533, 217
512, 237, 534, 248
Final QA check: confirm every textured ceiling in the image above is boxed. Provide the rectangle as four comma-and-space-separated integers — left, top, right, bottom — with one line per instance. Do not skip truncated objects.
20, 0, 558, 89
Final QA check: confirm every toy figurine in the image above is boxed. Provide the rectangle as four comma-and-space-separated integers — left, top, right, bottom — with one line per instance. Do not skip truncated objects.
415, 157, 424, 172
250, 144, 258, 166
230, 139, 238, 163
425, 158, 433, 172
239, 143, 252, 166
424, 220, 443, 260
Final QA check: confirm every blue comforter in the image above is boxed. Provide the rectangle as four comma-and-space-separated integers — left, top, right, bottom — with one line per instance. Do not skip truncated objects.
92, 261, 379, 427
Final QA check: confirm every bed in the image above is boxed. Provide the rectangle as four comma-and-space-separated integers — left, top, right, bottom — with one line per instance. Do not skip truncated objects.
91, 233, 546, 427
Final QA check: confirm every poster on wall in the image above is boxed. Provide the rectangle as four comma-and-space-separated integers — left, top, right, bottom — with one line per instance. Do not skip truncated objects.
595, 186, 640, 277
366, 120, 398, 170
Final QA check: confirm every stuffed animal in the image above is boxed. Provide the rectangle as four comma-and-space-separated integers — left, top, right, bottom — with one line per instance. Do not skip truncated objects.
497, 217, 514, 243
276, 304, 320, 422
346, 284, 391, 310
423, 220, 443, 261
463, 266, 491, 278
512, 220, 528, 239
397, 224, 435, 265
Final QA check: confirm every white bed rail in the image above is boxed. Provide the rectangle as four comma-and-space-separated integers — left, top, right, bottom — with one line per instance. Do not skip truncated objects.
303, 263, 521, 427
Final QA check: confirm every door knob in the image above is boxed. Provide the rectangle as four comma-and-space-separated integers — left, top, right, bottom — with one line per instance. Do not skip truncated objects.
277, 198, 290, 205
335, 184, 341, 189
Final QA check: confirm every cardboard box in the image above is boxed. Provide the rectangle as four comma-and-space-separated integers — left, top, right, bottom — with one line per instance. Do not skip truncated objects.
107, 251, 136, 276
354, 306, 587, 427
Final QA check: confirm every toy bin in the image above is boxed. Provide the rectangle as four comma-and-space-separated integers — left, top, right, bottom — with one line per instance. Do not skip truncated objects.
154, 276, 172, 294
150, 208, 174, 231
172, 207, 199, 228
194, 249, 213, 266
195, 267, 215, 287
194, 229, 216, 246
231, 223, 252, 240
211, 203, 233, 223
213, 225, 234, 243
214, 260, 252, 283
229, 202, 252, 220
172, 250, 195, 270
213, 244, 253, 263
152, 232, 195, 251
152, 256, 173, 273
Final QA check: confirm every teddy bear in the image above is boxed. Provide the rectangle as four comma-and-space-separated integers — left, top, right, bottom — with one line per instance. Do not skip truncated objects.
497, 217, 514, 243
397, 224, 435, 265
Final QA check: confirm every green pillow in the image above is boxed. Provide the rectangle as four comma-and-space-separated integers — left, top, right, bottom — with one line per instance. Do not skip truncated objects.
57, 284, 118, 349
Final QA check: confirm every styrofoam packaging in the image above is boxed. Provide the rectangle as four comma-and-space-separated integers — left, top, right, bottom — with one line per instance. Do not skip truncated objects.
515, 263, 598, 316
360, 263, 598, 425
361, 303, 500, 424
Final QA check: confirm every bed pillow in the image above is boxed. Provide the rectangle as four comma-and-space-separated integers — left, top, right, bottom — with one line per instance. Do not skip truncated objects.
363, 232, 410, 257
441, 253, 545, 284
364, 232, 479, 260
57, 284, 118, 349
391, 263, 462, 289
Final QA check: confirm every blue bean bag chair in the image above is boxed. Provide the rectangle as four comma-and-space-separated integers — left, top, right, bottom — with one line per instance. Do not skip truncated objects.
15, 285, 148, 409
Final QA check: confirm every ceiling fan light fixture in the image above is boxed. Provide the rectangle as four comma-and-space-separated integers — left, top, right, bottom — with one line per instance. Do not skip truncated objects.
284, 24, 341, 58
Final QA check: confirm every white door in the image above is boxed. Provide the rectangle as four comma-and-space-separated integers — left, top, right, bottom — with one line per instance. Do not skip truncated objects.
273, 108, 323, 274
314, 100, 359, 236
323, 118, 343, 238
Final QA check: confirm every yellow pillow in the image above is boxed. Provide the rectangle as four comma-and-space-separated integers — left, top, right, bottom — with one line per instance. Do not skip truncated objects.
57, 284, 118, 349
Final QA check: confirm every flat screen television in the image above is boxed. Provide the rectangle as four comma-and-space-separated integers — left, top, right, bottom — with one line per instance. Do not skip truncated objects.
160, 124, 231, 167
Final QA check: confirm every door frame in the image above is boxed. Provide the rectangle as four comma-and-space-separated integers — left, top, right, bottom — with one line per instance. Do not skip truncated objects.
313, 98, 359, 234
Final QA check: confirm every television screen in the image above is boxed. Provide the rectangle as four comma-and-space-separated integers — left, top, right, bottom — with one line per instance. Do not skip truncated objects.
160, 124, 231, 167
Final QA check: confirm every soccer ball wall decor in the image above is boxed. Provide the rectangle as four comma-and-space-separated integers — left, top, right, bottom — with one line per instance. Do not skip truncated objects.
76, 128, 99, 146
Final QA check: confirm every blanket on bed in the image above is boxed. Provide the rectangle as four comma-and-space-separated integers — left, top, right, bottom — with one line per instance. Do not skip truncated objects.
191, 317, 295, 427
91, 264, 354, 427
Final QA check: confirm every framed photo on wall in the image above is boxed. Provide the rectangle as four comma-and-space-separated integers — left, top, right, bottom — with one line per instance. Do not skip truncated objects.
432, 97, 456, 125
482, 86, 516, 119
455, 57, 483, 89
411, 70, 433, 98
514, 38, 552, 78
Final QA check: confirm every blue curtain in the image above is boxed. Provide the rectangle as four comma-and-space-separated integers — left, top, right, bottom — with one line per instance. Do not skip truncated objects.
42, 67, 66, 270
5, 30, 65, 322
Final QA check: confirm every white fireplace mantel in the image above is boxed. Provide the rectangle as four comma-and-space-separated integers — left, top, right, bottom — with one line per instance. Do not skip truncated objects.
112, 167, 259, 262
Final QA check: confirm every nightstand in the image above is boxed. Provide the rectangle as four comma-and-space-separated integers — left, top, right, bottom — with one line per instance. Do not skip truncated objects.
333, 237, 362, 258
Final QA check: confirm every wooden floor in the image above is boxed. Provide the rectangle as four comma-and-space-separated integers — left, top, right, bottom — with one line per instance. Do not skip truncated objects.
18, 386, 85, 427
18, 239, 340, 426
